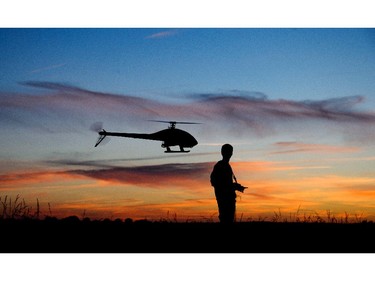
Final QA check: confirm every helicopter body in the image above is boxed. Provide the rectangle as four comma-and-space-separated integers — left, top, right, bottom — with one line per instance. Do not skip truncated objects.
94, 121, 199, 153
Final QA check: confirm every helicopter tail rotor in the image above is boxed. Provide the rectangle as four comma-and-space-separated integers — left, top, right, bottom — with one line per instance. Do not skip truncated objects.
90, 122, 110, 147
94, 130, 108, 147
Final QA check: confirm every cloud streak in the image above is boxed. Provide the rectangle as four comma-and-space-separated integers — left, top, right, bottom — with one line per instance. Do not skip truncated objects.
192, 93, 375, 124
29, 63, 67, 74
70, 162, 213, 189
272, 142, 360, 154
0, 161, 214, 190
1, 81, 374, 143
145, 29, 179, 39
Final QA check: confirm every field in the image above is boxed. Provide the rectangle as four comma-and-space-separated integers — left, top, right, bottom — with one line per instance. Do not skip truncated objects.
1, 195, 374, 253
1, 216, 375, 253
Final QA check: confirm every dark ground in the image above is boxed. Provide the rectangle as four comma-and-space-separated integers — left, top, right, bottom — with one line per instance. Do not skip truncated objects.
1, 216, 375, 253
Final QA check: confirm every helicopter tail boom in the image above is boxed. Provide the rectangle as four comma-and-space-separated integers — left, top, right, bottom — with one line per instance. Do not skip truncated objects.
99, 131, 161, 141
94, 130, 163, 147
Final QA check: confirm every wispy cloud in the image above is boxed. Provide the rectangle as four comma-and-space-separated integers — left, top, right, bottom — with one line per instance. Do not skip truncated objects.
190, 92, 375, 144
29, 63, 67, 74
70, 162, 213, 189
1, 81, 374, 144
0, 161, 214, 190
193, 93, 374, 123
47, 151, 219, 168
0, 169, 76, 189
145, 29, 179, 39
272, 142, 360, 154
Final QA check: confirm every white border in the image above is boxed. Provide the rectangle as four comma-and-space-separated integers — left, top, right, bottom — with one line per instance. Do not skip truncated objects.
1, 0, 374, 27
1, 254, 375, 280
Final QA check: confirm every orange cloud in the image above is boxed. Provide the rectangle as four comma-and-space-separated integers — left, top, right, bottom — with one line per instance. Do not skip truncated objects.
0, 170, 67, 188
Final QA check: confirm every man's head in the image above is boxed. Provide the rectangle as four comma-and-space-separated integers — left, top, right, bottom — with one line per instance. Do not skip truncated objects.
221, 143, 233, 161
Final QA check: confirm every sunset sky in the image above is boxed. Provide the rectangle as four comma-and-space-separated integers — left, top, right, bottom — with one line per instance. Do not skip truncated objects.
1, 27, 375, 222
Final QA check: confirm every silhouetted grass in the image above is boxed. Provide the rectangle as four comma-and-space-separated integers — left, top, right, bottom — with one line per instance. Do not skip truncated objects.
2, 195, 372, 224
0, 195, 40, 219
1, 195, 374, 253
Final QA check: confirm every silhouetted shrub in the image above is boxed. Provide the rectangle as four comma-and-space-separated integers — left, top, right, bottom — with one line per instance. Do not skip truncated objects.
124, 218, 133, 224
61, 215, 80, 223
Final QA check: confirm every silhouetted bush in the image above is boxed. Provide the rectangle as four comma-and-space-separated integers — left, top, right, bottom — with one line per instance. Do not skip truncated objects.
124, 218, 133, 224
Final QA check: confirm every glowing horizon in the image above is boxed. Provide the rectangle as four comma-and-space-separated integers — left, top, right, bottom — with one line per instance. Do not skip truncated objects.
2, 157, 375, 222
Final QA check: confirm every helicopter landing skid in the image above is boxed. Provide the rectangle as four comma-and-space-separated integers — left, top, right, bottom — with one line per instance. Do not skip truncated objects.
164, 150, 190, 153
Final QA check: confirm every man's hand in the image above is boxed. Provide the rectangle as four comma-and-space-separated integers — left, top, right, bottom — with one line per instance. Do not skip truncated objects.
233, 182, 248, 193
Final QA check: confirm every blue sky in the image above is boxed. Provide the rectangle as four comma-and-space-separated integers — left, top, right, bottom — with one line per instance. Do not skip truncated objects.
1, 28, 374, 104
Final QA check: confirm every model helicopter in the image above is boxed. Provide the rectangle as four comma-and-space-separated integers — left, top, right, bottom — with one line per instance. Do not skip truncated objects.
91, 120, 200, 153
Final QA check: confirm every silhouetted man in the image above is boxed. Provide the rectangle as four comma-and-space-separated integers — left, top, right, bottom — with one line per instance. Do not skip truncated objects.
210, 144, 245, 224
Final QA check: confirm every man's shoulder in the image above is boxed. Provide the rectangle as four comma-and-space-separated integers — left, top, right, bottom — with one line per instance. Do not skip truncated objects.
213, 160, 224, 168
213, 160, 232, 171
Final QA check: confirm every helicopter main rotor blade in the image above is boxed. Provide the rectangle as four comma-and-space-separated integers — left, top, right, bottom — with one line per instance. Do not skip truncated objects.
174, 121, 202, 125
148, 120, 202, 125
